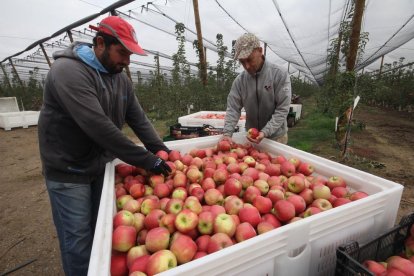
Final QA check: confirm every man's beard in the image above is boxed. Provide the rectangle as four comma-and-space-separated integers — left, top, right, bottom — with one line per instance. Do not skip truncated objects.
101, 49, 124, 74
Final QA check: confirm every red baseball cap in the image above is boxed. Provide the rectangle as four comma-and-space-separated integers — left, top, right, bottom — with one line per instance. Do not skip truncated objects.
90, 16, 147, 56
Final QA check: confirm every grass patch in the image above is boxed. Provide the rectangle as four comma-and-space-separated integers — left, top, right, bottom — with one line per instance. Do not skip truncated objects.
288, 97, 336, 153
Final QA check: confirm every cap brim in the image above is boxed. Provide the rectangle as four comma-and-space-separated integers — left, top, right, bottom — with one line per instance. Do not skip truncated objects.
121, 39, 147, 56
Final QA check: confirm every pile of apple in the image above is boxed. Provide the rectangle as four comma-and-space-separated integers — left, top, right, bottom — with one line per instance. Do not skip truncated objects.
362, 224, 414, 275
196, 113, 246, 120
111, 139, 369, 276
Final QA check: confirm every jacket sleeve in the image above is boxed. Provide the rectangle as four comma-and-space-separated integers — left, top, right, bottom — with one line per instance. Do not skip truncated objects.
261, 74, 292, 137
50, 62, 160, 170
223, 77, 243, 137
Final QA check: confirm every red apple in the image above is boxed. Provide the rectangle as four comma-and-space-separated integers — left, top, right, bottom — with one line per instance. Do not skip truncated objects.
175, 209, 199, 233
273, 199, 295, 222
111, 253, 128, 276
224, 195, 244, 215
287, 175, 306, 193
235, 222, 257, 242
113, 210, 135, 228
247, 128, 260, 139
349, 191, 369, 201
238, 206, 261, 228
197, 211, 214, 235
280, 161, 296, 177
214, 213, 236, 237
145, 227, 170, 253
170, 233, 198, 264
286, 194, 306, 215
312, 185, 331, 200
204, 188, 224, 206
112, 225, 137, 252
311, 198, 333, 211
253, 195, 273, 214
207, 233, 233, 254
146, 249, 177, 276
326, 175, 346, 190
129, 255, 150, 274
257, 221, 275, 234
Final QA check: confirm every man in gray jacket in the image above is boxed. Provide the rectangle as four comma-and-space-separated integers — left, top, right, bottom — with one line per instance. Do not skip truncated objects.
222, 33, 292, 144
38, 16, 170, 275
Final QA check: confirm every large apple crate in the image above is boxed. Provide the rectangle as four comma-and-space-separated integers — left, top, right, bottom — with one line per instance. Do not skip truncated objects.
0, 97, 40, 131
178, 111, 246, 129
335, 212, 414, 276
88, 133, 403, 276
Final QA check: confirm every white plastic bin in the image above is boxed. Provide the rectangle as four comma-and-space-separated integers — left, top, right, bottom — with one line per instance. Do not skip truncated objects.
0, 111, 40, 130
290, 104, 302, 121
178, 111, 246, 129
88, 133, 403, 276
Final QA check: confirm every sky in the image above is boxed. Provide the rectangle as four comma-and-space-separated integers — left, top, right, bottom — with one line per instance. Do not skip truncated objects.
1, 0, 414, 83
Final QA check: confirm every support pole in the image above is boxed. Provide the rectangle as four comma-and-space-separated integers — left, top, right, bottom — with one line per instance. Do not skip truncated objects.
192, 0, 207, 86
378, 55, 384, 77
67, 30, 74, 43
346, 0, 365, 72
40, 43, 52, 68
9, 58, 24, 88
0, 63, 12, 89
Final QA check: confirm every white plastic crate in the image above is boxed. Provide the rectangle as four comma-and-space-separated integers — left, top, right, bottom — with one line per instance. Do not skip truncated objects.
290, 104, 302, 121
178, 111, 246, 129
0, 111, 40, 130
88, 133, 403, 276
0, 97, 20, 113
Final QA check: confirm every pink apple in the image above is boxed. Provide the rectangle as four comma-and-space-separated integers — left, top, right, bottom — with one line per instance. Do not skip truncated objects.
386, 255, 414, 275
201, 177, 216, 191
243, 185, 261, 203
326, 175, 346, 190
113, 210, 135, 228
132, 212, 145, 232
299, 188, 314, 205
145, 227, 170, 253
331, 186, 350, 198
111, 253, 128, 276
253, 179, 270, 195
126, 245, 148, 269
175, 209, 199, 233
240, 175, 254, 189
140, 197, 159, 215
253, 195, 273, 214
170, 233, 198, 264
261, 213, 282, 228
213, 168, 229, 185
160, 213, 176, 233
311, 198, 333, 211
312, 185, 331, 200
302, 206, 322, 218
333, 197, 352, 207
204, 188, 224, 205
173, 172, 187, 188
112, 225, 137, 252
224, 195, 244, 215
297, 162, 314, 176
168, 150, 181, 162
247, 128, 260, 139
257, 221, 275, 234
207, 233, 234, 254
184, 196, 203, 214
146, 249, 177, 276
287, 175, 306, 193
129, 255, 150, 274
273, 199, 296, 222
267, 188, 285, 204
144, 209, 165, 230
349, 191, 369, 201
243, 156, 257, 167
280, 161, 296, 177
171, 187, 188, 201
214, 213, 236, 237
116, 194, 134, 210
154, 183, 171, 198
242, 167, 260, 181
196, 235, 211, 252
165, 198, 184, 215
197, 211, 214, 235
224, 177, 243, 196
129, 183, 146, 199
235, 222, 257, 243
238, 206, 261, 228
286, 194, 306, 215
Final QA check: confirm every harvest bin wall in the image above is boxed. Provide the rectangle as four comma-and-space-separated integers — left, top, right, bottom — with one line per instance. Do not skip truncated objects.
335, 212, 414, 276
88, 133, 403, 276
178, 111, 246, 129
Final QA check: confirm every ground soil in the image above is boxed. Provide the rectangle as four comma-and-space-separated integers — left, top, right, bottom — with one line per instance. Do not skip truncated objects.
0, 104, 413, 276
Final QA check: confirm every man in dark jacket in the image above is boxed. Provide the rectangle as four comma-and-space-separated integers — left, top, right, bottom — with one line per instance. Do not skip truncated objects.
38, 16, 170, 276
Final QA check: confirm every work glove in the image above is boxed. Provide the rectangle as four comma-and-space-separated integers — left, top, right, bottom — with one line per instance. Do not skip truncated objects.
150, 157, 172, 177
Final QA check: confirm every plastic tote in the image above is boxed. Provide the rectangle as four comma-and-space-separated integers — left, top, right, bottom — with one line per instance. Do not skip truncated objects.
88, 133, 403, 276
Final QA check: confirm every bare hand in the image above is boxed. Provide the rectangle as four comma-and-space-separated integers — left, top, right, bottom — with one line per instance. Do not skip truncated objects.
246, 131, 265, 144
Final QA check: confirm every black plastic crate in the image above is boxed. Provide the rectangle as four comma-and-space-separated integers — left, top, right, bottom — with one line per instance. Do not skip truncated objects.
201, 124, 239, 136
169, 124, 204, 140
335, 212, 414, 276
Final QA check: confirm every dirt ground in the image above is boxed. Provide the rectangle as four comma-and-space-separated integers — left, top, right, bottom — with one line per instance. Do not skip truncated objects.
0, 104, 413, 276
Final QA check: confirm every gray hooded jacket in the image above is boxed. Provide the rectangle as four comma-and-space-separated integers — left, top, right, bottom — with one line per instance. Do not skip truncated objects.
38, 42, 168, 183
223, 58, 291, 139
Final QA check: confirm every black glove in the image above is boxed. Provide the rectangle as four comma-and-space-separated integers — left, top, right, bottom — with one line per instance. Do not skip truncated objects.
150, 158, 172, 177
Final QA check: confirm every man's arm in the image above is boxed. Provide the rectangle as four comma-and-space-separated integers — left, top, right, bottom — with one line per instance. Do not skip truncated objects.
260, 74, 292, 137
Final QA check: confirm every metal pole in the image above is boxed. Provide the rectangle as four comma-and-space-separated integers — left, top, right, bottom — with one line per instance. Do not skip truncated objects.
192, 0, 207, 86
40, 43, 52, 68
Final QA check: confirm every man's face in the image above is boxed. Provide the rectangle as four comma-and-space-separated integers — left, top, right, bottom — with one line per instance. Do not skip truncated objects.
97, 38, 132, 74
239, 48, 263, 75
